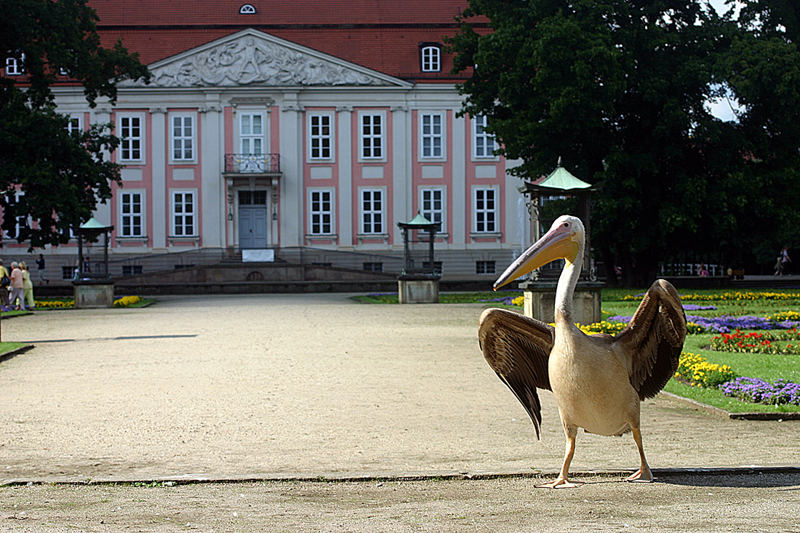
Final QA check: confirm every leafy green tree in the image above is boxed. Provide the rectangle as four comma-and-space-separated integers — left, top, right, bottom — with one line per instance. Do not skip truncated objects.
450, 0, 800, 283
0, 0, 149, 249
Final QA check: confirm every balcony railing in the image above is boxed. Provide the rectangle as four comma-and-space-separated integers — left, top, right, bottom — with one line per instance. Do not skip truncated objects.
225, 153, 281, 174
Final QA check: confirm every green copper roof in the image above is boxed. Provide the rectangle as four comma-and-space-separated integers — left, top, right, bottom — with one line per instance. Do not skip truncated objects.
407, 212, 433, 226
538, 165, 592, 191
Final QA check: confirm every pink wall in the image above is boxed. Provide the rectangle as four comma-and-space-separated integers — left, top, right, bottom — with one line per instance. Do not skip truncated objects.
110, 110, 153, 248
303, 108, 339, 244
350, 108, 393, 244
410, 109, 453, 243
464, 113, 505, 242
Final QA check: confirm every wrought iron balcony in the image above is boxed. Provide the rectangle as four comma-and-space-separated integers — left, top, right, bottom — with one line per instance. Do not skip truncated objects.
224, 153, 281, 174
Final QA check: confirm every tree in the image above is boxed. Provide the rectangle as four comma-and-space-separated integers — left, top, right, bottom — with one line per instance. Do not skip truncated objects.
0, 0, 149, 249
449, 0, 800, 283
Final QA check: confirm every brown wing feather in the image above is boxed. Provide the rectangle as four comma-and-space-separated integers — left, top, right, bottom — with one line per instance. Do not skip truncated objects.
613, 279, 687, 400
478, 308, 554, 438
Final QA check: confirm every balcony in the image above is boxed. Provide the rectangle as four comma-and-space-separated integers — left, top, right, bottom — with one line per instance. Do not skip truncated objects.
224, 153, 281, 175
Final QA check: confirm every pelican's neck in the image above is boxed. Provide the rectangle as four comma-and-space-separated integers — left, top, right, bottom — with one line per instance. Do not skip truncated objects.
554, 244, 583, 327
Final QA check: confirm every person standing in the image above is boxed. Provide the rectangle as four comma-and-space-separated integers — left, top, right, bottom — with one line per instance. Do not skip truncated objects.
9, 261, 26, 311
36, 253, 47, 284
0, 260, 10, 310
21, 261, 34, 310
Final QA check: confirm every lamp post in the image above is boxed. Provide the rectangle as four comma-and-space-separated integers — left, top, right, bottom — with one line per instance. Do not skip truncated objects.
74, 218, 115, 308
397, 212, 440, 303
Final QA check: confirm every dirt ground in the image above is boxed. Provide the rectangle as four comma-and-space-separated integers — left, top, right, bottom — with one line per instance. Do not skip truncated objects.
0, 293, 798, 531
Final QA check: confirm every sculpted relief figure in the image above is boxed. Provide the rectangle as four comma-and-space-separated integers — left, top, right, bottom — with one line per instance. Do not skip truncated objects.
140, 35, 387, 88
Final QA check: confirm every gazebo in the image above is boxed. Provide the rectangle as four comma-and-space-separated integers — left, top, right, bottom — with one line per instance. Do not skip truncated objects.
397, 212, 440, 303
517, 160, 603, 323
73, 218, 115, 308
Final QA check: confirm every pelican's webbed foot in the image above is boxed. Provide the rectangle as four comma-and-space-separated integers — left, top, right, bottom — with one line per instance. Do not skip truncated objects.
625, 468, 654, 483
536, 477, 584, 489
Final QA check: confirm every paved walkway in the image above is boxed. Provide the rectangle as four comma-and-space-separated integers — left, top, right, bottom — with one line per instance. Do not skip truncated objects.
0, 293, 798, 530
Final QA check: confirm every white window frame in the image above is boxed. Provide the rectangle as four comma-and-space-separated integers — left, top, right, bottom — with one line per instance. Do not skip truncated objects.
3, 191, 29, 241
473, 186, 498, 234
170, 189, 196, 237
118, 113, 145, 163
421, 45, 441, 73
308, 112, 334, 161
419, 112, 445, 160
119, 190, 146, 238
359, 188, 385, 235
5, 54, 24, 76
239, 111, 266, 155
66, 115, 83, 137
308, 188, 335, 236
419, 186, 446, 233
170, 113, 196, 163
473, 115, 498, 159
359, 111, 385, 161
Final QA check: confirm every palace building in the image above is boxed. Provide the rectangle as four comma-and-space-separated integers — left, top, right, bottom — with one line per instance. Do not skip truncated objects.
5, 0, 531, 283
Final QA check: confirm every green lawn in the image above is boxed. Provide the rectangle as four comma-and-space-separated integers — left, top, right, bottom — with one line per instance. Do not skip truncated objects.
0, 342, 28, 356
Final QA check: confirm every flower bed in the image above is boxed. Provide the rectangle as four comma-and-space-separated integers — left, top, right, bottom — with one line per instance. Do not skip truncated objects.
622, 291, 800, 302
719, 377, 800, 406
608, 313, 800, 334
30, 296, 143, 309
710, 329, 800, 355
674, 352, 736, 388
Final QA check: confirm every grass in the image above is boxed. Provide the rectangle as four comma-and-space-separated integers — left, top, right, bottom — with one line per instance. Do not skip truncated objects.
0, 342, 28, 357
356, 287, 800, 413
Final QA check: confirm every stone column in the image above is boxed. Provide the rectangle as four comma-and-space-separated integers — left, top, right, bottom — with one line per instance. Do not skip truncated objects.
337, 105, 353, 247
150, 107, 167, 250
200, 99, 224, 248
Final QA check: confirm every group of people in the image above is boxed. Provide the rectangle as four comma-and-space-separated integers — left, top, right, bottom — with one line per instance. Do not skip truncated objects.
0, 259, 36, 311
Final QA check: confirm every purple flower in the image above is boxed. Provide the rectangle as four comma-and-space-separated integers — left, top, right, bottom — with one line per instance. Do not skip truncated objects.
719, 377, 800, 405
682, 304, 717, 311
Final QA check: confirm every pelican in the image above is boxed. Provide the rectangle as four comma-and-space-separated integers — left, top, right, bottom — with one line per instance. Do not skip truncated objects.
479, 215, 686, 487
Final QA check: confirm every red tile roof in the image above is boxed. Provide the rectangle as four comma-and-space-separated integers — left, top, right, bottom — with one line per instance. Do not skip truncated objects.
91, 1, 487, 82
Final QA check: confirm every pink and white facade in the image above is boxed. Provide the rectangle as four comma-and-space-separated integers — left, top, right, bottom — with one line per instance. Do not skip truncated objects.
15, 2, 531, 279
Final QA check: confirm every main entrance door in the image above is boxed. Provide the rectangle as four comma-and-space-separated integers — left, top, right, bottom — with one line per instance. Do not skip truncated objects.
238, 190, 268, 249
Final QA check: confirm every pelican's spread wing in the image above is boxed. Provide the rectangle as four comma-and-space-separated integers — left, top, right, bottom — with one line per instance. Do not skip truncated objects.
614, 279, 687, 400
478, 308, 554, 438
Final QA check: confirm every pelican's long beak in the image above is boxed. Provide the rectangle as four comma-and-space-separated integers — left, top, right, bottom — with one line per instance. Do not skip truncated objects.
493, 223, 579, 290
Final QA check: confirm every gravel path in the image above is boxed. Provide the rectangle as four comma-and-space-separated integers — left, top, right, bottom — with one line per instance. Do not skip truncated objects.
0, 293, 798, 530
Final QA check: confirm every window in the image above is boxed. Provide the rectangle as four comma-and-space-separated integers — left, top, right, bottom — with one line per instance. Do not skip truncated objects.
420, 113, 444, 159
476, 261, 496, 274
119, 115, 143, 162
309, 189, 334, 235
240, 112, 265, 155
473, 115, 497, 158
473, 187, 497, 233
171, 114, 194, 161
309, 113, 333, 160
3, 192, 28, 241
171, 191, 195, 236
66, 116, 82, 137
420, 45, 441, 72
363, 262, 383, 272
119, 191, 144, 237
239, 3, 256, 14
420, 187, 445, 231
5, 55, 24, 76
360, 189, 384, 234
423, 261, 443, 275
122, 265, 143, 276
360, 113, 383, 159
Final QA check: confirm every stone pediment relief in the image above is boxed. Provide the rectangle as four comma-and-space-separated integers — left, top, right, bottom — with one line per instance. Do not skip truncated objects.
123, 29, 408, 88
